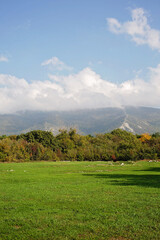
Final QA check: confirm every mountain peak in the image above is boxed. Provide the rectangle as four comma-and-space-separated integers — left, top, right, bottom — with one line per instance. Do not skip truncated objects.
0, 106, 160, 135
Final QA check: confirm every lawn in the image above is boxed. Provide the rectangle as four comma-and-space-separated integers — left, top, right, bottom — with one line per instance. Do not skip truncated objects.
0, 161, 160, 240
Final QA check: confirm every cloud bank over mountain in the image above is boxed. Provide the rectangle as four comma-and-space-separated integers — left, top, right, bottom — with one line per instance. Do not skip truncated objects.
1, 7, 160, 114
0, 64, 160, 113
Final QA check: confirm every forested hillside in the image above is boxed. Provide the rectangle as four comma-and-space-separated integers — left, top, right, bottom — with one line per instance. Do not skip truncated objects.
0, 129, 160, 162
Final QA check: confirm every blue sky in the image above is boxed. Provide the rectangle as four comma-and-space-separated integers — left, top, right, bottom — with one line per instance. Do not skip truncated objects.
0, 0, 160, 113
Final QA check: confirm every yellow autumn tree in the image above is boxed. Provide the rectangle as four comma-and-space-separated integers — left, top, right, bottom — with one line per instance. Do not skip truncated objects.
139, 133, 151, 142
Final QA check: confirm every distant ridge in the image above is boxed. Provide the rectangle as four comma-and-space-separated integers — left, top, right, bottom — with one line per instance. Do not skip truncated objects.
0, 106, 160, 135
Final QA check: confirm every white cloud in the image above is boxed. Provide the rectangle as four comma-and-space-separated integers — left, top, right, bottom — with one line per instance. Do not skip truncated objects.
0, 65, 160, 113
107, 8, 160, 51
0, 55, 8, 62
41, 57, 73, 71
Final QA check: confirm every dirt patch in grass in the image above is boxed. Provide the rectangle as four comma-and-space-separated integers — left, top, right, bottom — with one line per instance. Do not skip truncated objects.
13, 225, 21, 229
109, 237, 130, 240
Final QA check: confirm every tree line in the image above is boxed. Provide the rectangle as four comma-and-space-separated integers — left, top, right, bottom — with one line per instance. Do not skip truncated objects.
0, 129, 160, 162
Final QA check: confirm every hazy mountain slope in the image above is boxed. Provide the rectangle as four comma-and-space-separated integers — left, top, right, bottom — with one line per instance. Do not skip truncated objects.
124, 107, 160, 134
0, 106, 160, 135
0, 108, 125, 135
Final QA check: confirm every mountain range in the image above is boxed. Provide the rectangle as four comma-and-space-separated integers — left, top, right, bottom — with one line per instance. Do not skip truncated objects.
0, 106, 160, 136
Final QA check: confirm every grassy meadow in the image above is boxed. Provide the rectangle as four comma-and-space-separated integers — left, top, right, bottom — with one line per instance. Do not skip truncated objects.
0, 161, 160, 240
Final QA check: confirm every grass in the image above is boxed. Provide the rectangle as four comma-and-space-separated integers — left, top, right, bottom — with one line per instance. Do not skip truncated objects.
0, 160, 160, 240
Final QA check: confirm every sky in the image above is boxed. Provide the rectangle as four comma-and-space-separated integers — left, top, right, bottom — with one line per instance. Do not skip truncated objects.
0, 0, 160, 113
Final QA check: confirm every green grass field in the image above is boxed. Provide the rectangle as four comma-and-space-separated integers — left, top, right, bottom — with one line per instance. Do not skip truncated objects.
1, 161, 160, 240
